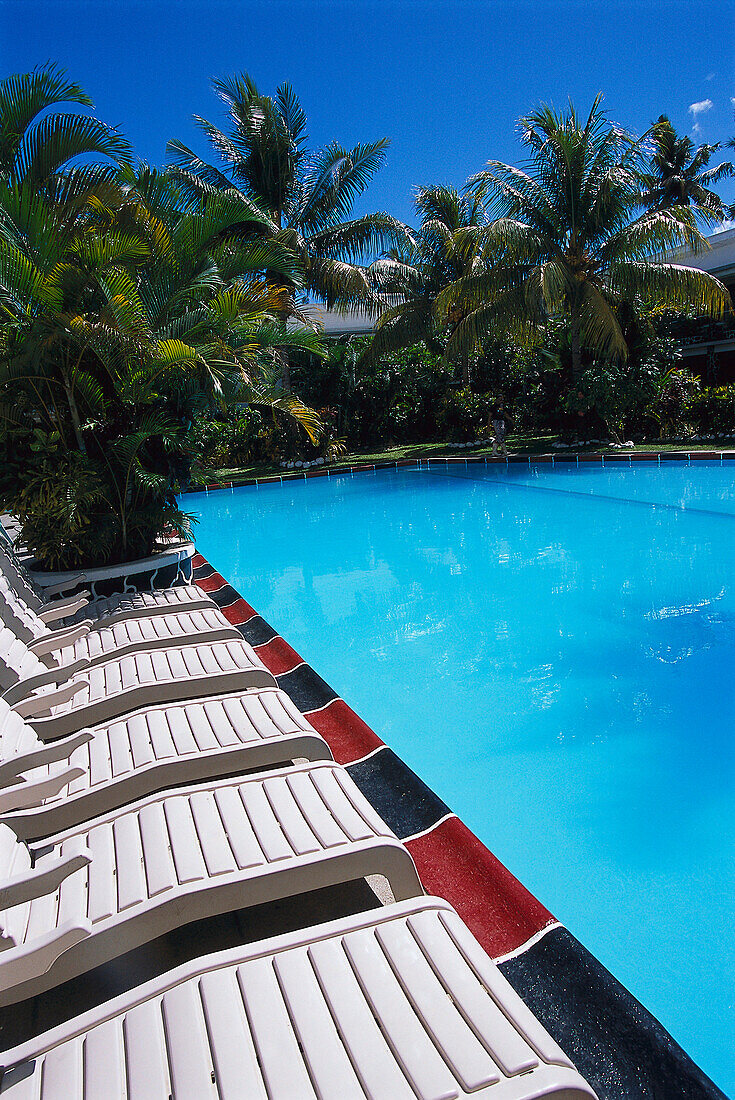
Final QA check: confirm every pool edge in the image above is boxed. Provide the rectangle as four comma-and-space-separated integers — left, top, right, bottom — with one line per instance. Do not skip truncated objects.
187, 448, 735, 494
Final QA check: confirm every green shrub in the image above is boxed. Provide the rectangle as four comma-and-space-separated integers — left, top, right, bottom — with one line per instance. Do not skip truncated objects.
437, 388, 491, 442
684, 385, 735, 435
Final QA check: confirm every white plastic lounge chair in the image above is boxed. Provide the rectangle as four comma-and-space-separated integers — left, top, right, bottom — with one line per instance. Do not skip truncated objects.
0, 544, 217, 629
0, 689, 332, 838
0, 761, 422, 1006
0, 896, 597, 1099
0, 627, 276, 740
0, 574, 243, 674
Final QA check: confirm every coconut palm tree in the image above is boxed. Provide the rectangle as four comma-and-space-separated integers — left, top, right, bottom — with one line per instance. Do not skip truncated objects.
167, 74, 408, 323
439, 96, 731, 377
365, 185, 487, 382
641, 115, 733, 221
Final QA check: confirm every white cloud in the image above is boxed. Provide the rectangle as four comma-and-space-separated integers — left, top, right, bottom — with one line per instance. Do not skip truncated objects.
692, 122, 701, 134
731, 96, 735, 107
689, 98, 714, 118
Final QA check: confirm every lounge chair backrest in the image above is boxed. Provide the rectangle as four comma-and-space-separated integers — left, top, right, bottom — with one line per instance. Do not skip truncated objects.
0, 626, 49, 688
0, 698, 39, 759
0, 548, 41, 610
0, 575, 48, 643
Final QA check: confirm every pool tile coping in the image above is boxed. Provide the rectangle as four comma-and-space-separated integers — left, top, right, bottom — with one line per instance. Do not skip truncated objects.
191, 448, 735, 493
192, 550, 727, 1100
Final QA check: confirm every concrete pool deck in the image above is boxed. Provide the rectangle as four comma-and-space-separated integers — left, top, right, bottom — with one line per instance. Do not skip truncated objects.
192, 543, 727, 1100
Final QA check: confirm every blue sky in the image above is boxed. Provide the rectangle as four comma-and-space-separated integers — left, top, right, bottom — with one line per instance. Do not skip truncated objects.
3, 0, 734, 224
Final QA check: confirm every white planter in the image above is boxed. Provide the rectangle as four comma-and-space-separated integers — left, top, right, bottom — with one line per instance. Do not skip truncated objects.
29, 541, 196, 600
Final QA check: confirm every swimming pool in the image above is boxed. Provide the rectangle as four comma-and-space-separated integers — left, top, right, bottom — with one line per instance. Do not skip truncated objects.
189, 460, 735, 1093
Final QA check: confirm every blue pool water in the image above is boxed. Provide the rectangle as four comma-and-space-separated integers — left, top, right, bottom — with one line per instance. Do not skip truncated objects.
188, 461, 735, 1093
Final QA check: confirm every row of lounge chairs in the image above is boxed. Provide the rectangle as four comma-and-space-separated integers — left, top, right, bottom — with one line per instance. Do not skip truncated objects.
0, 539, 597, 1098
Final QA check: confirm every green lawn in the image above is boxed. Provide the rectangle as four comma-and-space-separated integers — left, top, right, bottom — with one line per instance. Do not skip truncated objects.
209, 432, 735, 487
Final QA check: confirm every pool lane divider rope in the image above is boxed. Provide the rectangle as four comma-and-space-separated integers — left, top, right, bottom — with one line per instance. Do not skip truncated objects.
193, 553, 726, 1099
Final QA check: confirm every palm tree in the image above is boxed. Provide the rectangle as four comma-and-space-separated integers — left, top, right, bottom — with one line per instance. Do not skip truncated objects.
439, 96, 731, 379
365, 185, 487, 382
167, 74, 408, 335
0, 64, 131, 199
641, 116, 733, 221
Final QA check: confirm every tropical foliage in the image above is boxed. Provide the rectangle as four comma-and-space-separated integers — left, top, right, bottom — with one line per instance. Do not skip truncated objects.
437, 97, 730, 389
365, 185, 488, 382
0, 66, 326, 569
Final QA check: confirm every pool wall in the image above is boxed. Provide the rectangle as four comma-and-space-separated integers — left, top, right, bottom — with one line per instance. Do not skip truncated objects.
192, 548, 726, 1100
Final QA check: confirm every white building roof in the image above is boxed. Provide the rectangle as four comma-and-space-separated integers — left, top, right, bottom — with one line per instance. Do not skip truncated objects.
665, 226, 735, 279
305, 304, 376, 336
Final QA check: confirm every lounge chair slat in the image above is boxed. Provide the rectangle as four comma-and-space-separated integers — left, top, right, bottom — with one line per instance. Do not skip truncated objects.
343, 927, 460, 1100
112, 814, 146, 910
139, 802, 177, 898
56, 843, 89, 927
123, 997, 171, 1097
164, 796, 209, 885
239, 957, 319, 1099
161, 705, 198, 755
88, 730, 113, 783
272, 947, 363, 1100
164, 648, 189, 681
248, 691, 288, 739
66, 762, 88, 797
203, 700, 241, 747
189, 791, 238, 877
410, 909, 544, 1076
318, 765, 393, 841
86, 824, 115, 923
307, 937, 417, 1099
238, 781, 294, 862
261, 775, 322, 856
119, 655, 143, 692
161, 980, 218, 1099
438, 909, 573, 1069
285, 769, 355, 848
83, 1017, 127, 1099
375, 920, 504, 1090
199, 968, 267, 1099
125, 715, 156, 770
37, 1035, 82, 1097
212, 786, 265, 870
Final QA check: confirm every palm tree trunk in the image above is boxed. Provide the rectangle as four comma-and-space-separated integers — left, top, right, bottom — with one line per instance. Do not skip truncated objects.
61, 366, 86, 454
570, 303, 582, 377
279, 348, 291, 393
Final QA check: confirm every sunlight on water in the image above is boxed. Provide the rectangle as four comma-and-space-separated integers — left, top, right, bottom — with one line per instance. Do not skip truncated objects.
189, 461, 735, 1093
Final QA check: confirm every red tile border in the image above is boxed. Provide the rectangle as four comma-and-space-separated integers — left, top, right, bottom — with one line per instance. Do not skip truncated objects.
221, 597, 258, 625
196, 572, 228, 593
306, 698, 384, 764
406, 816, 556, 959
254, 635, 303, 676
